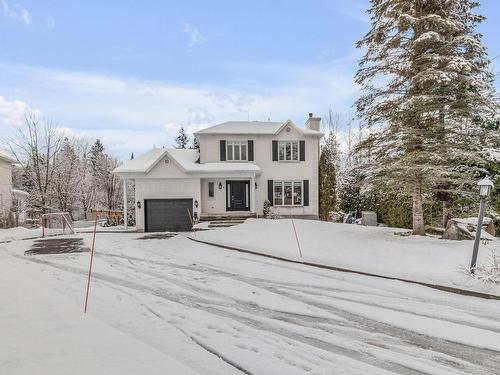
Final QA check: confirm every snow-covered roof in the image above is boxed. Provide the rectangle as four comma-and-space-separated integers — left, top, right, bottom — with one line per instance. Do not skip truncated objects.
112, 148, 165, 173
113, 148, 261, 176
0, 150, 16, 163
195, 120, 323, 136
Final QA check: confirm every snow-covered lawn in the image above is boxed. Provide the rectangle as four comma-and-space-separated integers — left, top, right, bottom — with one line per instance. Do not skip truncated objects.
1, 229, 500, 374
192, 219, 500, 296
0, 226, 42, 242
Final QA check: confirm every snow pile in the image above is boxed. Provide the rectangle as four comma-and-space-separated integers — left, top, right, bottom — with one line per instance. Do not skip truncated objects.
192, 218, 500, 296
0, 227, 40, 242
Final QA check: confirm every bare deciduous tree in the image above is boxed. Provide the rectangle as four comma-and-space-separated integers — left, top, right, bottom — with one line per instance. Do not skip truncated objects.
6, 112, 64, 212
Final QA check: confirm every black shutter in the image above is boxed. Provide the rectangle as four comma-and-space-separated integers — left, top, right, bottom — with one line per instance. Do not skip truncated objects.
248, 140, 254, 161
300, 140, 305, 161
267, 180, 274, 206
272, 141, 278, 161
303, 180, 309, 206
220, 140, 226, 161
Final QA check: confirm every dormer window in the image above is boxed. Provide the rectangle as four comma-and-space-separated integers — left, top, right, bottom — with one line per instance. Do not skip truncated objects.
278, 141, 299, 161
226, 141, 247, 161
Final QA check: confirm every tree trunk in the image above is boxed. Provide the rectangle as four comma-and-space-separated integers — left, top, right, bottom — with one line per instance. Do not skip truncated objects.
412, 184, 426, 235
442, 199, 452, 228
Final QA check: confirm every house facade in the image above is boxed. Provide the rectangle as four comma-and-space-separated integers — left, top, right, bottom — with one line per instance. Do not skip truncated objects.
0, 150, 16, 224
113, 115, 323, 232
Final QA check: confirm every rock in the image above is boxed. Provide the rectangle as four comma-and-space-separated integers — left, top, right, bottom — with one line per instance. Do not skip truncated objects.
442, 217, 494, 241
361, 211, 377, 226
442, 221, 474, 240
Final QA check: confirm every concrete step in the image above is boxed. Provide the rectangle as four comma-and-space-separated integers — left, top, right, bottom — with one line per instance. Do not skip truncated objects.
208, 223, 239, 228
208, 220, 245, 224
200, 213, 256, 222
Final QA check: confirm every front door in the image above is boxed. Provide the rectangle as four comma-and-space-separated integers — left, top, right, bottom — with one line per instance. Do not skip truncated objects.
226, 181, 250, 211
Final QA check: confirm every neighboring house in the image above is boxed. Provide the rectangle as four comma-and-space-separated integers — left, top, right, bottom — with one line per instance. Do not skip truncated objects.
12, 189, 30, 224
0, 150, 17, 224
113, 114, 323, 232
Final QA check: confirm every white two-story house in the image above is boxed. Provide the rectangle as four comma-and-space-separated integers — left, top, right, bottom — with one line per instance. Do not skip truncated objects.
113, 114, 323, 232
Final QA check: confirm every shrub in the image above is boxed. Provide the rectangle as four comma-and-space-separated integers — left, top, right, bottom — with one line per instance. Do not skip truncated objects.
263, 199, 271, 218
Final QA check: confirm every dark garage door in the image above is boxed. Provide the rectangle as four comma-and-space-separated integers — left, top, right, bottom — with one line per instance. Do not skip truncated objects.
144, 199, 193, 232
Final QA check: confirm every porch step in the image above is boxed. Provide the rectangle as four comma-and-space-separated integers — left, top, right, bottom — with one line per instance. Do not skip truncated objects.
200, 213, 256, 222
208, 220, 245, 225
208, 223, 242, 228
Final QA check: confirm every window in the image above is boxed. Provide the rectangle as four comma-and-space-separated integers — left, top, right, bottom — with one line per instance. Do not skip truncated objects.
208, 182, 214, 198
278, 141, 299, 161
226, 141, 247, 161
273, 181, 303, 206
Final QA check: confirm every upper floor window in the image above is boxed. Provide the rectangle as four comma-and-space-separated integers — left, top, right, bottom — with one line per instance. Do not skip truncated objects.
278, 141, 299, 161
227, 141, 247, 161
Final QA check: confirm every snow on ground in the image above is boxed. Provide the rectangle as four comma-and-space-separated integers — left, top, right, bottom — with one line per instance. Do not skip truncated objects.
0, 226, 42, 242
192, 219, 500, 296
2, 230, 500, 374
0, 262, 198, 375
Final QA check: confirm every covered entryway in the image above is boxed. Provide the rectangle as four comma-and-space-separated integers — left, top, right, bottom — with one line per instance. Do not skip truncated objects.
226, 180, 250, 211
144, 199, 193, 232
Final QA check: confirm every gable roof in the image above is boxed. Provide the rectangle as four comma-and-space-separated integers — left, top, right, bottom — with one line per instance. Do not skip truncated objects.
195, 120, 323, 136
0, 150, 17, 163
112, 148, 166, 173
113, 148, 260, 176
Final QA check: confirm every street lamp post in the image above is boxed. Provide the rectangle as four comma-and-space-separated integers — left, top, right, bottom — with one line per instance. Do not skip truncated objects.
470, 177, 494, 273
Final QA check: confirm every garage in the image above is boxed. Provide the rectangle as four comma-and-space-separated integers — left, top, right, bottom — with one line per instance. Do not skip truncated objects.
144, 199, 193, 232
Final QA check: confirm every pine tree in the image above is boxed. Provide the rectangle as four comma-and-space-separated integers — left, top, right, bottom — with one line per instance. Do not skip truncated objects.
191, 136, 200, 150
319, 112, 340, 220
90, 139, 105, 171
356, 0, 498, 235
175, 127, 190, 149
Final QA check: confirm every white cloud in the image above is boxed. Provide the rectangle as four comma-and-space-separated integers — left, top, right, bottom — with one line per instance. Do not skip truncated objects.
0, 96, 34, 128
1, 0, 31, 27
183, 22, 206, 49
0, 59, 360, 158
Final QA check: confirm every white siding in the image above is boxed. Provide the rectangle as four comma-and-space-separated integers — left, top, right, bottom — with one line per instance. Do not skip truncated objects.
135, 178, 201, 232
0, 159, 12, 220
197, 125, 320, 218
200, 178, 254, 214
131, 156, 201, 231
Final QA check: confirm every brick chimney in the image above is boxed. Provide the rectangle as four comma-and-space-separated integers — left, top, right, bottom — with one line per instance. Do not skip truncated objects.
305, 112, 321, 131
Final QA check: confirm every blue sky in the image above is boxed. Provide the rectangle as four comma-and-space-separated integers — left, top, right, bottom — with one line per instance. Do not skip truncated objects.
1, 0, 499, 157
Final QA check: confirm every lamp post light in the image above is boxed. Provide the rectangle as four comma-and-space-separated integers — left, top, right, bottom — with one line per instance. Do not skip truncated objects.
470, 177, 494, 273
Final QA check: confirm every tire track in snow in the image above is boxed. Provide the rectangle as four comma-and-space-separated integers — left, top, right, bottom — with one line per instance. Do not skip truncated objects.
95, 252, 500, 374
14, 251, 500, 375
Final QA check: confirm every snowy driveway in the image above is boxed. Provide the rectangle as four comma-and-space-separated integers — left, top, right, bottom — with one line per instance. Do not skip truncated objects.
2, 233, 500, 375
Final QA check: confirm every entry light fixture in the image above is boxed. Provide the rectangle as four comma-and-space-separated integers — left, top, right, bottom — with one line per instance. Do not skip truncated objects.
255, 182, 258, 189
194, 200, 199, 208
218, 182, 223, 190
137, 201, 141, 209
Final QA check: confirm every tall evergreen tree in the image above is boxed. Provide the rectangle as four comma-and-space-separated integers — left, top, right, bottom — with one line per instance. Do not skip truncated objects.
319, 141, 337, 220
175, 127, 190, 149
319, 111, 340, 220
356, 0, 498, 235
90, 139, 105, 171
191, 135, 200, 150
